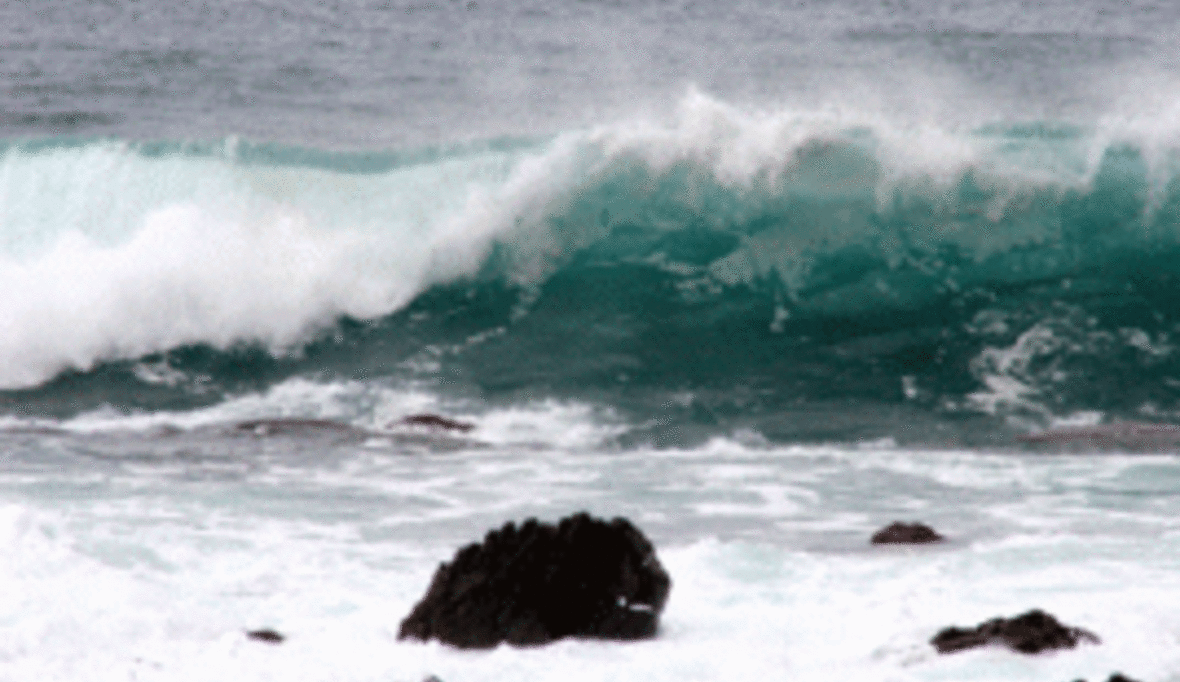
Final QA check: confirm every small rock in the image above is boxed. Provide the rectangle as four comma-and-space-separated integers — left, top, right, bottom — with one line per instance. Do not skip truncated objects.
399, 512, 671, 648
246, 628, 285, 644
932, 609, 1099, 654
398, 414, 475, 432
871, 521, 944, 545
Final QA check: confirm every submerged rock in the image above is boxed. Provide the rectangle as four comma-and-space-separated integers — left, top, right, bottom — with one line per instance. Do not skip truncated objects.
932, 609, 1099, 654
870, 521, 944, 544
245, 628, 285, 644
397, 414, 475, 432
1071, 675, 1141, 682
399, 512, 671, 648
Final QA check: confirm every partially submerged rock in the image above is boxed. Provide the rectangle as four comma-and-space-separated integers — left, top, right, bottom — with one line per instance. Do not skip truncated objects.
235, 418, 364, 437
245, 628, 285, 644
1017, 420, 1180, 452
398, 414, 475, 432
932, 609, 1099, 654
399, 512, 671, 648
870, 521, 944, 545
1071, 675, 1141, 682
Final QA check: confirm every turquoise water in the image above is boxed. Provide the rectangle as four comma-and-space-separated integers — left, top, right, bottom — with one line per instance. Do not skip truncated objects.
3, 117, 1180, 441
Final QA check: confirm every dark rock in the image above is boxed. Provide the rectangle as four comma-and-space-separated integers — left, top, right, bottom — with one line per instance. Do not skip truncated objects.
398, 414, 475, 432
235, 418, 365, 436
932, 609, 1099, 654
398, 512, 671, 649
870, 521, 944, 545
1071, 676, 1141, 682
245, 628, 285, 644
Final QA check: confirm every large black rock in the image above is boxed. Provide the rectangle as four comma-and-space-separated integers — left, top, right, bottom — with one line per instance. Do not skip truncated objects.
932, 609, 1100, 654
398, 512, 672, 648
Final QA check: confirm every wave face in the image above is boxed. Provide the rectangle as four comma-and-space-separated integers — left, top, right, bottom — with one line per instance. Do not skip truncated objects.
6, 94, 1180, 437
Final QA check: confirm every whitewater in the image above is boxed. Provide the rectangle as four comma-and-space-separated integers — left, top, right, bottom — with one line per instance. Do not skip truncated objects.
4, 0, 1180, 680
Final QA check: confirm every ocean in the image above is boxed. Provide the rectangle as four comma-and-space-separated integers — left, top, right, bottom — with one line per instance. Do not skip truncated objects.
3, 0, 1180, 680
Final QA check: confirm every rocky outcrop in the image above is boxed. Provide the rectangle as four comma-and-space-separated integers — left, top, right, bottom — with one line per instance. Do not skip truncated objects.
870, 521, 944, 544
932, 609, 1099, 654
398, 512, 671, 648
1071, 675, 1140, 682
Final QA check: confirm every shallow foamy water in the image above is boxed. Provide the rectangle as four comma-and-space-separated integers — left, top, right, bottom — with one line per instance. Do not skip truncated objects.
1, 414, 1178, 682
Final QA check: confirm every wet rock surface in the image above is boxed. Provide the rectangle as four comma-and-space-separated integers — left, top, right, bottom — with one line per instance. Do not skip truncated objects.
399, 512, 671, 648
870, 521, 944, 545
932, 609, 1099, 654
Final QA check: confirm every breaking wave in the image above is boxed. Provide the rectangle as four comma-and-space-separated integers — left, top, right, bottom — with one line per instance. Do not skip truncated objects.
6, 91, 1180, 433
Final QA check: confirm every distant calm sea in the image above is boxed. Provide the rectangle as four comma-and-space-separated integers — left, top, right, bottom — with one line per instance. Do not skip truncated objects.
3, 2, 1180, 681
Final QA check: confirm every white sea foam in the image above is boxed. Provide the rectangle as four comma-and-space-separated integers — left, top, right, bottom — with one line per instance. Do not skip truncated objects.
1, 441, 1179, 681
0, 143, 516, 389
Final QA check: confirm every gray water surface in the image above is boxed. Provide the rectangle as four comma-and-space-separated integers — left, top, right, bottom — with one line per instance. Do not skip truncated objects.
2, 0, 1176, 148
